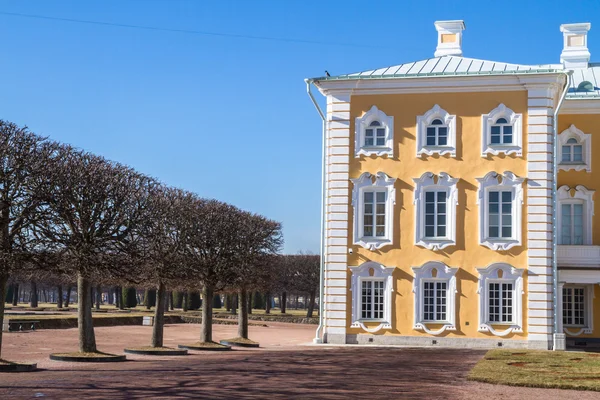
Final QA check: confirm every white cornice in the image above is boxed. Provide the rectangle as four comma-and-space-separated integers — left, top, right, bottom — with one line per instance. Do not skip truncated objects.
560, 98, 600, 114
314, 74, 567, 97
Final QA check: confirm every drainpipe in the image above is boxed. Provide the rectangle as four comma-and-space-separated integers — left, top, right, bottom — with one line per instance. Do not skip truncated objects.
552, 71, 571, 350
305, 78, 326, 344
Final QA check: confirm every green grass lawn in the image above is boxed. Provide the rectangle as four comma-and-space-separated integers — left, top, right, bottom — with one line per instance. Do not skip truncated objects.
469, 349, 600, 392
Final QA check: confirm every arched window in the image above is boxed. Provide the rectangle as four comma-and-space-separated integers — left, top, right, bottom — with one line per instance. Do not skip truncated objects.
558, 125, 591, 172
490, 117, 513, 145
365, 121, 386, 147
354, 106, 394, 157
557, 185, 595, 245
481, 104, 523, 157
426, 119, 448, 146
416, 104, 456, 157
562, 138, 583, 163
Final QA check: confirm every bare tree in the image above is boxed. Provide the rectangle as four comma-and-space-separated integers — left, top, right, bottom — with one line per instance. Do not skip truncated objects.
0, 121, 61, 360
35, 148, 152, 354
290, 253, 320, 318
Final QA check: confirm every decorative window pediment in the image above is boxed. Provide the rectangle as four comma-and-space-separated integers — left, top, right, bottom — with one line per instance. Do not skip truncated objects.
476, 171, 525, 251
476, 263, 524, 337
349, 261, 395, 333
558, 125, 591, 172
481, 104, 523, 157
558, 185, 595, 245
413, 172, 459, 250
351, 172, 396, 251
412, 261, 458, 335
416, 104, 457, 157
354, 105, 394, 158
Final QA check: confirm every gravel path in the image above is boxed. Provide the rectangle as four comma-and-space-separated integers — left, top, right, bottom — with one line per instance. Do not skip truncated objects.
1, 323, 597, 399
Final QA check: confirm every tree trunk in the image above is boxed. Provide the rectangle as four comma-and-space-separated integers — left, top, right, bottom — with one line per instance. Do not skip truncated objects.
12, 283, 19, 306
237, 288, 248, 339
265, 292, 271, 314
169, 291, 174, 311
307, 290, 316, 318
95, 285, 101, 310
117, 286, 124, 310
30, 281, 38, 308
65, 286, 72, 308
200, 285, 214, 343
280, 292, 287, 314
225, 294, 231, 311
247, 291, 253, 315
231, 294, 237, 315
57, 285, 63, 309
77, 274, 97, 353
182, 292, 188, 312
0, 274, 7, 358
151, 281, 166, 348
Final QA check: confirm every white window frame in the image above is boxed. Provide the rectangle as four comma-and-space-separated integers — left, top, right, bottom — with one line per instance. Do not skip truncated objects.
354, 105, 394, 158
476, 263, 524, 337
481, 104, 523, 157
351, 172, 396, 250
560, 283, 594, 336
476, 171, 525, 250
413, 172, 458, 250
416, 104, 457, 157
412, 261, 458, 335
558, 125, 591, 172
557, 185, 595, 245
349, 261, 395, 333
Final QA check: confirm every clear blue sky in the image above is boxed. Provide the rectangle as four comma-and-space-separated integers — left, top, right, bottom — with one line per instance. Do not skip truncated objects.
0, 0, 598, 254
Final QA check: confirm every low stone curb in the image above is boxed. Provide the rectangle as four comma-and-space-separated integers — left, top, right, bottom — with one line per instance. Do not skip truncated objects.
219, 340, 260, 348
0, 362, 37, 372
124, 348, 187, 356
49, 354, 127, 362
178, 344, 232, 352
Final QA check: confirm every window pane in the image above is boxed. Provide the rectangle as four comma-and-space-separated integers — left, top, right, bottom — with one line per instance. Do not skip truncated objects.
489, 226, 499, 237
491, 134, 501, 144
503, 134, 513, 144
489, 214, 499, 226
376, 192, 385, 202
369, 121, 381, 127
496, 118, 508, 124
364, 192, 373, 202
437, 226, 446, 237
562, 146, 571, 162
425, 226, 435, 237
502, 226, 512, 237
501, 192, 512, 202
431, 119, 443, 125
489, 192, 499, 202
438, 135, 447, 146
573, 145, 583, 162
425, 192, 435, 202
566, 138, 578, 144
426, 127, 436, 146
491, 126, 501, 135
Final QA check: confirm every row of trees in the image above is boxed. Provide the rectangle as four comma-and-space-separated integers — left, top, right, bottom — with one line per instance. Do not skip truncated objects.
0, 120, 301, 359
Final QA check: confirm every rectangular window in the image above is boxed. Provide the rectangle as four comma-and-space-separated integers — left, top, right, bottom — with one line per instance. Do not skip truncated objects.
361, 280, 384, 320
424, 191, 447, 238
563, 287, 585, 326
488, 191, 512, 238
560, 203, 583, 245
363, 191, 386, 238
423, 281, 447, 321
488, 282, 513, 323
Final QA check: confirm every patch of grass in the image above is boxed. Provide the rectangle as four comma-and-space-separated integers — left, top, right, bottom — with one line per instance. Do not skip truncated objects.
182, 341, 230, 349
125, 347, 177, 352
51, 351, 120, 358
469, 350, 600, 391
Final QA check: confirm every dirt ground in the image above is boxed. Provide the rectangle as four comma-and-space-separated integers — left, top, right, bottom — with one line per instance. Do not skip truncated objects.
1, 323, 598, 399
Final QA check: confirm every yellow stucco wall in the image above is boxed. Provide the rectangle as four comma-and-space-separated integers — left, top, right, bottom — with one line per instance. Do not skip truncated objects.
557, 113, 600, 245
557, 113, 600, 339
346, 91, 530, 339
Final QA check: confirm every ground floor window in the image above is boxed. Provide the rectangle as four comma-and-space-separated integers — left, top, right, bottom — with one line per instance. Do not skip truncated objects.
423, 281, 447, 322
361, 280, 384, 320
563, 286, 586, 327
488, 282, 513, 323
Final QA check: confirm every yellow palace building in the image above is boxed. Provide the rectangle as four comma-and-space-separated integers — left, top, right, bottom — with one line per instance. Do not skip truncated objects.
306, 21, 600, 350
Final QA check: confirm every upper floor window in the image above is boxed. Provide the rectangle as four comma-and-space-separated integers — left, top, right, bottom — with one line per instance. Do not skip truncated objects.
557, 185, 595, 245
349, 261, 395, 333
476, 171, 524, 250
476, 263, 524, 337
413, 172, 458, 250
351, 172, 396, 250
481, 104, 523, 157
354, 106, 394, 158
558, 125, 592, 172
412, 261, 458, 335
416, 104, 456, 157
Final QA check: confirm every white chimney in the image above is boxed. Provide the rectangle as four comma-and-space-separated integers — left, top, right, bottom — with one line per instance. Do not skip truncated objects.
560, 23, 591, 69
434, 20, 465, 57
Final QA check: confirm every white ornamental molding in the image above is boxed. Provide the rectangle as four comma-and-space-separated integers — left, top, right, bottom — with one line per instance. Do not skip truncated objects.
558, 125, 592, 172
415, 104, 457, 157
350, 172, 397, 251
349, 261, 395, 333
481, 103, 523, 157
476, 171, 525, 251
354, 105, 394, 158
413, 172, 459, 250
